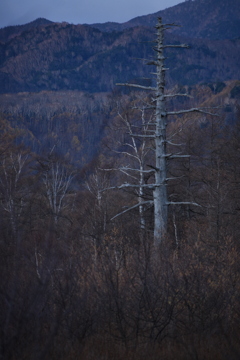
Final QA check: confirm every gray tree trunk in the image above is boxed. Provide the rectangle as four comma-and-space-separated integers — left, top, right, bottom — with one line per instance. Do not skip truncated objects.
153, 18, 168, 243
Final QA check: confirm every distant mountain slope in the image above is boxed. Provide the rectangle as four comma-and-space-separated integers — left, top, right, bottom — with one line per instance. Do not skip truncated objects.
0, 18, 53, 43
0, 20, 239, 94
0, 24, 156, 93
92, 0, 240, 40
0, 0, 239, 94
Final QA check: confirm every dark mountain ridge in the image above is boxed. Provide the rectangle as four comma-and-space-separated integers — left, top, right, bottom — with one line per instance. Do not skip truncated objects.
0, 27, 239, 93
1, 0, 239, 42
0, 24, 156, 93
0, 18, 53, 43
0, 0, 239, 94
92, 0, 240, 40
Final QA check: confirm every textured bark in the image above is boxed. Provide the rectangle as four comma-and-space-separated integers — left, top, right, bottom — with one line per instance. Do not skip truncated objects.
153, 18, 168, 244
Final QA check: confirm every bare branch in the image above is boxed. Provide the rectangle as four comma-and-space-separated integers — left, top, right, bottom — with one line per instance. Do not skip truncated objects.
166, 176, 185, 181
164, 153, 191, 159
129, 133, 155, 138
155, 21, 180, 29
101, 182, 164, 192
167, 108, 219, 116
164, 93, 193, 98
111, 200, 153, 220
119, 169, 138, 180
166, 140, 185, 146
146, 60, 164, 66
120, 166, 155, 174
112, 149, 140, 161
116, 83, 156, 91
167, 201, 201, 207
161, 21, 181, 27
163, 44, 190, 49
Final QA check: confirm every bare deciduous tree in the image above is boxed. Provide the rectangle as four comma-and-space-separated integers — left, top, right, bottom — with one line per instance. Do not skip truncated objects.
42, 160, 74, 224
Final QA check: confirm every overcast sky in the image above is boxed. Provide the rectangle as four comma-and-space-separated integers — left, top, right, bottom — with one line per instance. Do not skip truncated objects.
0, 0, 183, 28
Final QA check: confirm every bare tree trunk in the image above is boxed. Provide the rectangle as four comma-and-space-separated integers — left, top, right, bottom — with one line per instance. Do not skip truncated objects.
153, 18, 168, 243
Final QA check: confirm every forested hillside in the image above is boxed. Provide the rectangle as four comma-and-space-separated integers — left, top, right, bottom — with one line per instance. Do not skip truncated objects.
0, 0, 240, 359
0, 0, 240, 94
1, 22, 239, 94
92, 0, 240, 39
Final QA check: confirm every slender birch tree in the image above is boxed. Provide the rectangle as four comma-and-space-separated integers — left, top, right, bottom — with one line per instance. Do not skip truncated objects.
107, 100, 154, 230
42, 160, 74, 224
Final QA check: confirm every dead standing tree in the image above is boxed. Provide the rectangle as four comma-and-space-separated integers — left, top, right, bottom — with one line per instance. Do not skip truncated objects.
111, 17, 213, 245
